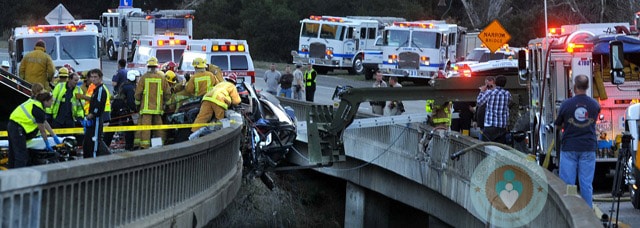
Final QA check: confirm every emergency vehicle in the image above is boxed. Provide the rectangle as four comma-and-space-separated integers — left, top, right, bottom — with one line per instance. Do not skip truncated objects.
179, 39, 255, 84
9, 24, 101, 76
368, 20, 464, 83
100, 8, 194, 60
522, 22, 639, 174
453, 46, 518, 77
128, 35, 189, 73
291, 15, 405, 75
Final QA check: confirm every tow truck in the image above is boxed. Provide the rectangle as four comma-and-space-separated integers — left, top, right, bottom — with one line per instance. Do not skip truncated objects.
128, 35, 189, 73
179, 39, 256, 84
100, 8, 194, 60
291, 15, 405, 75
9, 24, 101, 76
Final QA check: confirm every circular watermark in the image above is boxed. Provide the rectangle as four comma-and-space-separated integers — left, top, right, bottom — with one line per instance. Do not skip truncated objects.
470, 150, 548, 227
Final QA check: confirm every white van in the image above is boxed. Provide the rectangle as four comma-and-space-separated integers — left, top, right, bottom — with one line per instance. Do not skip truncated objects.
178, 39, 255, 84
128, 35, 188, 73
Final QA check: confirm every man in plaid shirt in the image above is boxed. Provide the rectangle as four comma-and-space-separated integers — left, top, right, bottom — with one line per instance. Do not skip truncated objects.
476, 75, 511, 143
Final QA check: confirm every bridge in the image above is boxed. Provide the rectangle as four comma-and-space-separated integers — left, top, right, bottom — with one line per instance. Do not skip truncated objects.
0, 98, 600, 227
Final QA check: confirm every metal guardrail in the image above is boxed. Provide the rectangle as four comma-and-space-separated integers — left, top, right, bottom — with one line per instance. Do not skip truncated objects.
279, 97, 601, 227
0, 123, 243, 228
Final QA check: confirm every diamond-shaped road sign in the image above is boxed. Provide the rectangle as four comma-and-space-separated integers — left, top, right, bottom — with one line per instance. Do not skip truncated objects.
45, 4, 74, 25
478, 19, 511, 53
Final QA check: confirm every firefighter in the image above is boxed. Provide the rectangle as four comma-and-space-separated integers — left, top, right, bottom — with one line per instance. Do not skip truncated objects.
135, 57, 171, 149
207, 63, 225, 86
104, 70, 139, 151
53, 67, 69, 85
164, 70, 185, 113
430, 101, 452, 129
191, 73, 241, 132
48, 72, 84, 128
19, 40, 55, 91
185, 57, 218, 97
7, 86, 60, 168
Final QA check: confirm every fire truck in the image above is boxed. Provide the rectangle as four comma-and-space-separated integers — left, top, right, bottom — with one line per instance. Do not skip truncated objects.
522, 22, 640, 175
100, 8, 194, 60
179, 39, 255, 84
291, 15, 405, 75
9, 24, 101, 76
128, 35, 189, 73
368, 21, 464, 84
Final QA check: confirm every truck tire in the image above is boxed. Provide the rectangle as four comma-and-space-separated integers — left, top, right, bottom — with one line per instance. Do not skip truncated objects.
364, 67, 376, 80
348, 55, 364, 75
107, 41, 117, 60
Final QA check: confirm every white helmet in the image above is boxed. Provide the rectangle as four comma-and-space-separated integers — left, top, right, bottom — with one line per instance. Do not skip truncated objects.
127, 70, 141, 81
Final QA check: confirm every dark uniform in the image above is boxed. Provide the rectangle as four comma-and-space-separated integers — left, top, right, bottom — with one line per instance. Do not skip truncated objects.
83, 83, 110, 158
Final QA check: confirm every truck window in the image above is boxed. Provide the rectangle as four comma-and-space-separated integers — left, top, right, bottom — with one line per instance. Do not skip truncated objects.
174, 49, 184, 61
412, 31, 440, 49
156, 49, 172, 63
386, 30, 410, 47
449, 33, 456, 45
211, 55, 229, 70
230, 55, 249, 70
465, 49, 486, 61
135, 46, 152, 64
367, 28, 376, 39
345, 27, 354, 39
301, 22, 319, 38
60, 35, 98, 60
360, 28, 367, 39
320, 24, 344, 40
19, 37, 57, 61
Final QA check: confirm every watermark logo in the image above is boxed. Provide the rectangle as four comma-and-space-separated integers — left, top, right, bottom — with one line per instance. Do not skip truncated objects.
470, 150, 548, 227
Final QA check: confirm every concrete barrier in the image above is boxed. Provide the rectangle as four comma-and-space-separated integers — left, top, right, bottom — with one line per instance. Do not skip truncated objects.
0, 123, 243, 228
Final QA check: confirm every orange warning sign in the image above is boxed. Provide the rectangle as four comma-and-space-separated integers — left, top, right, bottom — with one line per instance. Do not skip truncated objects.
478, 20, 511, 53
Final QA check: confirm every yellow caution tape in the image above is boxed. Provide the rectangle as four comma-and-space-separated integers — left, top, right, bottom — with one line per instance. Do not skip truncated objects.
0, 121, 238, 137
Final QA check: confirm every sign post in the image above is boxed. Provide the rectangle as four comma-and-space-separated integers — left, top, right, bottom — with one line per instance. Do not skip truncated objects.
478, 19, 511, 53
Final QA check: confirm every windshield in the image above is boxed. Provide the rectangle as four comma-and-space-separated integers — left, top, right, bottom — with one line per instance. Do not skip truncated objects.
465, 50, 514, 62
156, 49, 173, 63
320, 24, 345, 40
60, 35, 98, 60
301, 22, 319, 38
412, 31, 440, 49
385, 30, 410, 47
19, 37, 57, 61
465, 50, 486, 61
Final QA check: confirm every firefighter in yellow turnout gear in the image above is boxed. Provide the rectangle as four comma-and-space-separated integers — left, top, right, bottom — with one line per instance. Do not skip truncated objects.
191, 73, 241, 132
134, 57, 171, 149
185, 57, 219, 97
428, 100, 452, 129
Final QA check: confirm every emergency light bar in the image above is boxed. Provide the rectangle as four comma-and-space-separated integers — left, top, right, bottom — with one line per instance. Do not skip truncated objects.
566, 43, 593, 53
548, 28, 565, 36
28, 25, 86, 34
156, 39, 187, 46
212, 43, 246, 52
393, 22, 434, 29
309, 15, 344, 22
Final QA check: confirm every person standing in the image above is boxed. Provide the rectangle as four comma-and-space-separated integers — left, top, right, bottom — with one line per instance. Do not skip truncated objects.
387, 76, 404, 115
473, 76, 495, 140
476, 75, 511, 143
19, 40, 55, 91
104, 70, 138, 151
304, 64, 317, 102
7, 85, 60, 168
48, 72, 84, 128
554, 74, 600, 208
191, 73, 241, 132
370, 70, 387, 115
135, 57, 171, 149
82, 69, 110, 158
292, 64, 304, 100
111, 59, 128, 92
185, 57, 218, 97
264, 63, 281, 96
1, 60, 10, 72
278, 66, 294, 98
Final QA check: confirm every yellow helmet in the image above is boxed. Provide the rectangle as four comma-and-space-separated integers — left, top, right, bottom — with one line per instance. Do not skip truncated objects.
165, 70, 177, 84
192, 57, 207, 69
147, 57, 159, 67
58, 67, 69, 77
156, 70, 165, 77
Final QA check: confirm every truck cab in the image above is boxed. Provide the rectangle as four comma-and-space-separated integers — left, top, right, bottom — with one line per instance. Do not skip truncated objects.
178, 39, 255, 84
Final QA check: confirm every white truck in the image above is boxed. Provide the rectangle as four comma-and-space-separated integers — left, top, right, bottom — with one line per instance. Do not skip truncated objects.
291, 15, 404, 75
9, 24, 101, 76
179, 39, 256, 84
128, 35, 189, 73
100, 8, 194, 60
363, 21, 464, 84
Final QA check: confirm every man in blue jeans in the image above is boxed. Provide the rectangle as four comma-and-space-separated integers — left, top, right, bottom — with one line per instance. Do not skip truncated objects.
553, 74, 600, 208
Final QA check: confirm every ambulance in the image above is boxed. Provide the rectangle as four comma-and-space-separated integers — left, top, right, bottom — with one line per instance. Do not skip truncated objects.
10, 24, 101, 76
179, 39, 255, 84
128, 35, 189, 73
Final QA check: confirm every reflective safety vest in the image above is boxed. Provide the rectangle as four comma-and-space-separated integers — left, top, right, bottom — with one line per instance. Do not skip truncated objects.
194, 75, 212, 96
203, 82, 236, 110
140, 78, 164, 115
425, 100, 434, 113
304, 69, 316, 87
10, 99, 43, 134
84, 84, 111, 115
48, 83, 85, 120
432, 104, 452, 127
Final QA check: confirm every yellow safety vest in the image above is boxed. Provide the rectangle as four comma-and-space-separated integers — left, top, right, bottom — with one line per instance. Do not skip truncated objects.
140, 78, 164, 115
425, 100, 434, 113
10, 99, 43, 134
83, 84, 111, 115
305, 69, 316, 87
194, 75, 212, 96
48, 83, 85, 120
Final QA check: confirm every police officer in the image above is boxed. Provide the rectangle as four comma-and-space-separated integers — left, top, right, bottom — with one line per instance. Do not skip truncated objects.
185, 57, 218, 97
7, 86, 60, 168
191, 73, 241, 132
48, 72, 84, 128
304, 64, 317, 102
135, 57, 171, 149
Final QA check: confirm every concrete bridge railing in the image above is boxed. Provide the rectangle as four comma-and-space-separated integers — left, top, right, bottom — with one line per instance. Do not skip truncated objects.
0, 123, 243, 228
279, 97, 601, 227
